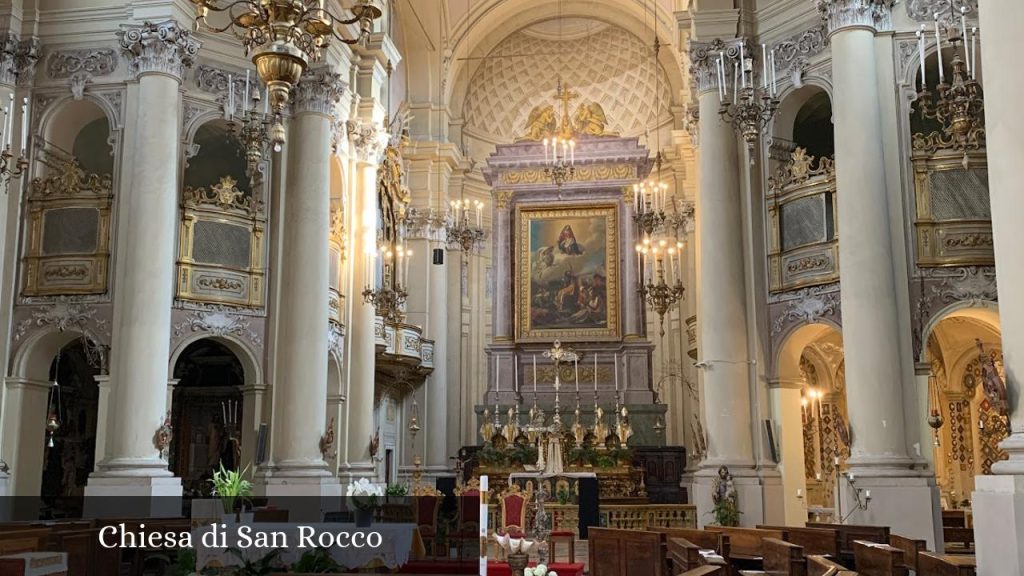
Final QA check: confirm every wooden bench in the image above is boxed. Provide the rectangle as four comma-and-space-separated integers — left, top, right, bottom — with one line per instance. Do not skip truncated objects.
588, 527, 666, 576
941, 510, 967, 528
808, 555, 858, 576
679, 567, 723, 576
759, 525, 841, 558
705, 526, 785, 559
917, 551, 976, 576
942, 527, 974, 555
852, 541, 906, 576
0, 528, 51, 556
648, 527, 729, 555
887, 534, 925, 573
808, 523, 889, 567
762, 537, 808, 576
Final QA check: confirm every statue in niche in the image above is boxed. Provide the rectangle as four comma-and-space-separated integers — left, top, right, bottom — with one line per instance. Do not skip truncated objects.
376, 144, 410, 248
519, 104, 557, 141
573, 102, 616, 137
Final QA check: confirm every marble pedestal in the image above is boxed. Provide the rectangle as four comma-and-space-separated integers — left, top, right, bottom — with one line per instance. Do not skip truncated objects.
973, 474, 1024, 575
82, 476, 182, 518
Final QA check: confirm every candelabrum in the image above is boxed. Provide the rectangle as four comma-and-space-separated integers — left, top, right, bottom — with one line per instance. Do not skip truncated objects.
839, 471, 872, 523
445, 199, 486, 253
189, 0, 382, 149
714, 41, 779, 152
0, 145, 28, 194
362, 283, 407, 323
638, 244, 685, 336
632, 170, 668, 237
915, 12, 983, 164
544, 156, 575, 188
541, 79, 579, 187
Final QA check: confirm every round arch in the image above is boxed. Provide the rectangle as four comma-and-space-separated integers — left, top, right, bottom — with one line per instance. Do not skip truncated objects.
775, 320, 843, 381
168, 333, 263, 387
920, 300, 1000, 362
11, 328, 89, 381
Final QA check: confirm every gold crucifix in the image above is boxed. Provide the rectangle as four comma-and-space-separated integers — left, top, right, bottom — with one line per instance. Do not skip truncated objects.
543, 340, 579, 391
554, 78, 578, 137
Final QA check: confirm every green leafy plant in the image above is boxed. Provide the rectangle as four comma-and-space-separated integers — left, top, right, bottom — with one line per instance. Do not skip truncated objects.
385, 483, 409, 497
477, 442, 510, 467
227, 548, 284, 576
291, 548, 342, 573
594, 454, 616, 468
168, 548, 196, 576
709, 498, 741, 527
508, 444, 538, 466
210, 463, 253, 514
555, 487, 571, 505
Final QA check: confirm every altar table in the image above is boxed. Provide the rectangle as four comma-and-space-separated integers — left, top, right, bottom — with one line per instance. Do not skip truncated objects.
194, 522, 423, 571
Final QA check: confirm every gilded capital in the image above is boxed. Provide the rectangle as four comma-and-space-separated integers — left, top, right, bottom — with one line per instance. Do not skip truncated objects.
687, 38, 744, 96
117, 20, 200, 82
291, 67, 347, 117
815, 0, 894, 35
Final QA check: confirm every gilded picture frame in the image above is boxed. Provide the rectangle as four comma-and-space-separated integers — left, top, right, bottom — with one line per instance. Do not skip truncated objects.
515, 204, 619, 342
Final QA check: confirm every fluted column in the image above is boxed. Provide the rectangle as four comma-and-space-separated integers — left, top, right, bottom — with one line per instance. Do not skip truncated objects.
817, 0, 939, 546
342, 122, 386, 484
260, 69, 343, 495
973, 1, 1024, 572
86, 21, 197, 500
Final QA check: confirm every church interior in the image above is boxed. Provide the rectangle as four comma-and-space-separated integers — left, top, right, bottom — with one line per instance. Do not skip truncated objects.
0, 0, 1021, 574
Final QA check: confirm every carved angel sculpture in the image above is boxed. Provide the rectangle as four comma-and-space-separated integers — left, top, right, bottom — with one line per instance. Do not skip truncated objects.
520, 104, 557, 141
573, 102, 614, 136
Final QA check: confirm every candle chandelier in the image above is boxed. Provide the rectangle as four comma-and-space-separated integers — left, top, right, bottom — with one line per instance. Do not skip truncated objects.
188, 0, 382, 150
445, 198, 486, 252
541, 79, 577, 187
0, 96, 29, 194
362, 240, 410, 323
222, 71, 271, 174
638, 237, 685, 337
914, 1, 984, 164
716, 39, 779, 151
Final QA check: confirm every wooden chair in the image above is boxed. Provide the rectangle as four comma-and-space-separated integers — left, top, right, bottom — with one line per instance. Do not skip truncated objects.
758, 525, 841, 558
942, 527, 974, 555
808, 522, 890, 567
808, 555, 859, 576
452, 478, 482, 557
852, 540, 906, 576
588, 528, 666, 576
917, 551, 976, 576
888, 534, 925, 573
762, 537, 808, 576
412, 485, 443, 558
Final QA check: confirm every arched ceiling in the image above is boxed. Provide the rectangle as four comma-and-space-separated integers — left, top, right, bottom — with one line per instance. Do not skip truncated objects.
463, 19, 673, 142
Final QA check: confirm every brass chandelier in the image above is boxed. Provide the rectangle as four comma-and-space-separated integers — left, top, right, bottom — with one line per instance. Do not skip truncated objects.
446, 199, 486, 252
0, 96, 29, 194
189, 0, 382, 150
914, 2, 984, 164
716, 39, 779, 152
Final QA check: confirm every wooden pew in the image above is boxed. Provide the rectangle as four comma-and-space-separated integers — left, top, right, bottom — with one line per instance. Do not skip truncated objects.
0, 528, 51, 556
679, 567, 723, 576
648, 527, 730, 556
941, 510, 967, 528
704, 526, 785, 559
667, 537, 703, 573
808, 555, 858, 576
917, 551, 976, 576
588, 527, 666, 576
942, 527, 974, 555
48, 529, 96, 576
808, 523, 890, 566
888, 534, 925, 573
762, 537, 808, 576
758, 525, 841, 558
852, 541, 906, 576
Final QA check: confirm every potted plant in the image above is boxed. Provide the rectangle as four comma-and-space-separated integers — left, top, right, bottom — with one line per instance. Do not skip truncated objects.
227, 548, 284, 576
210, 463, 253, 522
290, 548, 342, 573
346, 478, 383, 527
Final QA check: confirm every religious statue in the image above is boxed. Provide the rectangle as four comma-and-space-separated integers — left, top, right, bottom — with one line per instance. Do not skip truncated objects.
480, 409, 496, 443
572, 102, 615, 136
503, 407, 519, 444
711, 466, 740, 526
319, 417, 336, 460
592, 406, 609, 447
376, 144, 410, 247
571, 407, 586, 446
519, 104, 557, 141
616, 405, 634, 445
153, 411, 172, 462
976, 340, 1009, 417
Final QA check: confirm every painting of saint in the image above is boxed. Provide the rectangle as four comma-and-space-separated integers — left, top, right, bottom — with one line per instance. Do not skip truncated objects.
517, 205, 619, 340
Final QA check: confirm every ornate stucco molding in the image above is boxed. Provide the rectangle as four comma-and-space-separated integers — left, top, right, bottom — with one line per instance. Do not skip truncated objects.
172, 308, 263, 348
291, 67, 346, 117
769, 283, 842, 336
346, 119, 388, 163
771, 24, 829, 87
2, 34, 40, 87
117, 20, 200, 82
46, 48, 117, 79
194, 64, 259, 117
687, 38, 745, 96
906, 0, 976, 22
328, 323, 345, 365
815, 0, 895, 35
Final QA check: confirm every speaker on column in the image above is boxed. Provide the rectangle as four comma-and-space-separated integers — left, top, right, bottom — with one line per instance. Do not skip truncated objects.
433, 248, 444, 265
578, 476, 599, 539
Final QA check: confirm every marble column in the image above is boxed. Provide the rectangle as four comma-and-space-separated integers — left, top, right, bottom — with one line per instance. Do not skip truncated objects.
973, 1, 1024, 572
425, 232, 450, 474
260, 69, 344, 496
491, 192, 513, 341
86, 21, 197, 500
688, 41, 763, 526
342, 122, 387, 485
817, 0, 939, 547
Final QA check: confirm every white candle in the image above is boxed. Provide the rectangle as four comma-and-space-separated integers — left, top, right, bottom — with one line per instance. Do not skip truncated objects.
935, 16, 945, 83
574, 359, 579, 392
20, 97, 27, 152
770, 49, 777, 96
5, 95, 13, 148
514, 354, 519, 393
733, 61, 738, 103
739, 42, 745, 87
533, 355, 537, 392
971, 28, 977, 79
960, 8, 968, 73
594, 354, 598, 392
263, 87, 269, 115
717, 54, 726, 102
227, 74, 234, 118
543, 138, 549, 163
222, 402, 227, 424
865, 490, 871, 499
0, 107, 7, 150
762, 44, 768, 89
614, 353, 619, 391
495, 354, 500, 395
244, 70, 250, 110
569, 140, 575, 165
918, 28, 927, 86
404, 249, 411, 288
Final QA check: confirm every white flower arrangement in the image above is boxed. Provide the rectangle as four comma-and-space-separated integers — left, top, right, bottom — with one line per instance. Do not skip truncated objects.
531, 564, 557, 576
346, 478, 384, 510
492, 534, 557, 576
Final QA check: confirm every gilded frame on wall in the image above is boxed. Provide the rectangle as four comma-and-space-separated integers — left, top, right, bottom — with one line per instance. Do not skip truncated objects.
515, 204, 619, 342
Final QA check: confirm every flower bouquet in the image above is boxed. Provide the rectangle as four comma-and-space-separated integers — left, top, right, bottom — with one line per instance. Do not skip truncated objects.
346, 478, 384, 527
493, 534, 557, 576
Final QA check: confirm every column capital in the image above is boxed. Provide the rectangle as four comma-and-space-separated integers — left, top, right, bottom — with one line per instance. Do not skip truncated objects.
687, 38, 745, 96
117, 20, 199, 82
292, 67, 347, 117
0, 33, 40, 87
814, 0, 895, 36
346, 119, 389, 164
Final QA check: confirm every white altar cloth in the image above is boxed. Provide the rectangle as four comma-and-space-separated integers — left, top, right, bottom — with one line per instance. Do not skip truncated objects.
193, 522, 417, 570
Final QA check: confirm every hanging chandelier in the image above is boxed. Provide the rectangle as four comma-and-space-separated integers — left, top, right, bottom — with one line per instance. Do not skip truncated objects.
716, 39, 779, 152
0, 95, 29, 194
188, 0, 382, 150
362, 242, 410, 323
222, 71, 271, 173
638, 238, 685, 337
541, 79, 577, 187
633, 154, 669, 237
445, 199, 486, 252
914, 2, 984, 164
